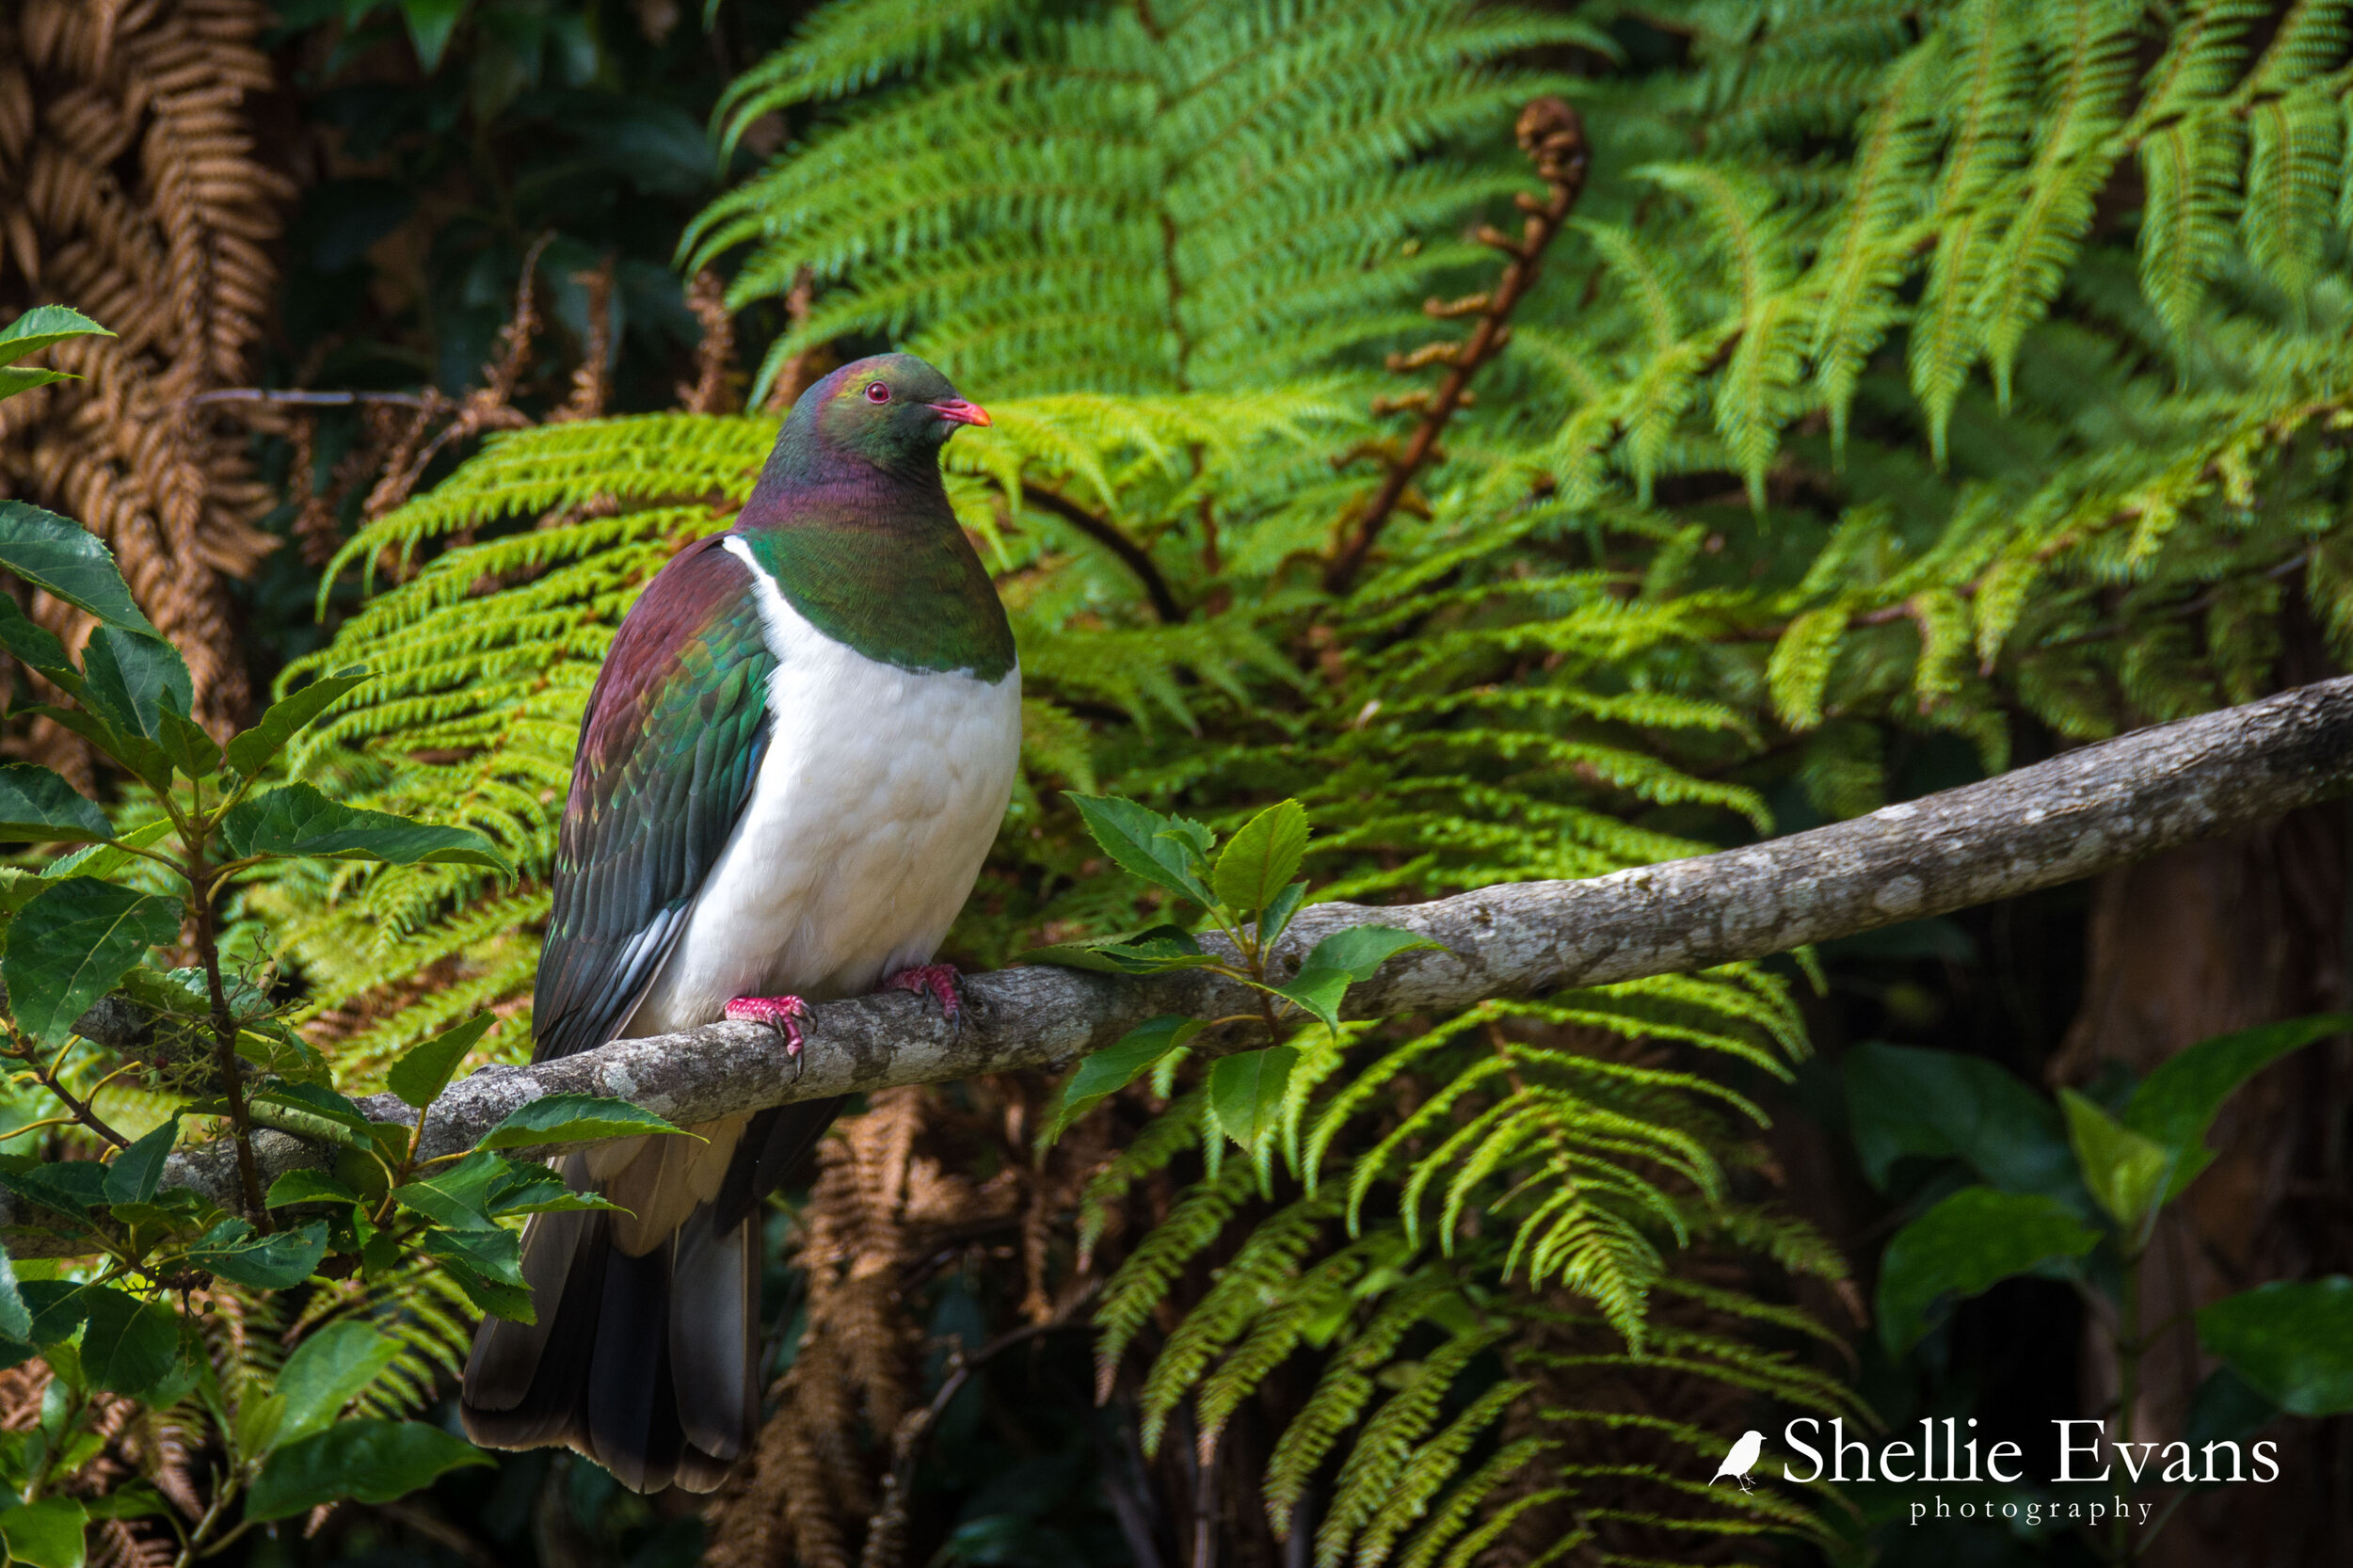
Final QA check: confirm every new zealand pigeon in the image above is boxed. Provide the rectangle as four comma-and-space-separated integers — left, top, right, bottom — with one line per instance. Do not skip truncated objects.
459, 353, 1020, 1493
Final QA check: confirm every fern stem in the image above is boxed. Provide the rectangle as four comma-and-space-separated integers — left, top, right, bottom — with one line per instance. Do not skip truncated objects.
1325, 98, 1590, 593
1026, 484, 1184, 621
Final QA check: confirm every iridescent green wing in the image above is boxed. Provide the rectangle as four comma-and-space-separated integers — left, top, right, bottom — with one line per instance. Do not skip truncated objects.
532, 536, 775, 1063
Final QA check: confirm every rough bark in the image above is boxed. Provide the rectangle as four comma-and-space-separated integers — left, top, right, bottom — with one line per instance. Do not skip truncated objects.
2055, 810, 2352, 1568
9, 674, 2353, 1252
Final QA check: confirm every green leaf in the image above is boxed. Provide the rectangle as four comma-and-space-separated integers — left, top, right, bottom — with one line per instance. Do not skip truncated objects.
77, 627, 193, 744
186, 1218, 328, 1289
0, 766, 112, 845
1257, 881, 1307, 952
392, 1149, 504, 1228
484, 1160, 618, 1219
241, 1092, 369, 1149
1018, 924, 1211, 975
476, 1094, 689, 1152
2059, 1090, 2173, 1232
2124, 1014, 2350, 1198
0, 366, 75, 399
22, 1280, 91, 1346
0, 595, 72, 677
102, 1118, 177, 1205
2, 879, 182, 1045
385, 1013, 494, 1111
0, 501, 155, 637
42, 818, 172, 883
247, 1418, 492, 1521
104, 1190, 213, 1233
1299, 924, 1443, 981
219, 783, 511, 871
1042, 1016, 1201, 1145
0, 1496, 88, 1568
400, 0, 470, 70
0, 1163, 107, 1220
0, 305, 114, 367
1269, 970, 1349, 1035
1208, 1046, 1298, 1152
77, 1285, 179, 1397
156, 708, 220, 779
2198, 1277, 2353, 1416
1843, 1042, 2090, 1208
429, 1255, 535, 1322
1211, 799, 1308, 920
19, 705, 166, 786
265, 1170, 362, 1209
1271, 924, 1442, 1033
274, 1320, 403, 1448
1066, 793, 1213, 905
421, 1224, 526, 1286
251, 1082, 375, 1141
2184, 1366, 2280, 1448
0, 1252, 33, 1346
226, 669, 372, 779
1876, 1186, 2100, 1355
233, 1023, 330, 1086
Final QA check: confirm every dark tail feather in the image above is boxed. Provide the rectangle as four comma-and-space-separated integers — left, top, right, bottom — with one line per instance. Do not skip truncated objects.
459, 1098, 843, 1492
584, 1237, 682, 1490
461, 1154, 607, 1451
670, 1203, 756, 1458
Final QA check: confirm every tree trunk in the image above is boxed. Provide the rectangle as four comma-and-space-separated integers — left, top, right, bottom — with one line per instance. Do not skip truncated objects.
2051, 806, 2353, 1567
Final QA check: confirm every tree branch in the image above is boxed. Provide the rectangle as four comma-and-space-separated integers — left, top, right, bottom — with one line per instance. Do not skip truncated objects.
8, 676, 2353, 1252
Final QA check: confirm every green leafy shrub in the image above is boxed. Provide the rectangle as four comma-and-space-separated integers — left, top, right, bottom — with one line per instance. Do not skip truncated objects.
0, 309, 699, 1562
1851, 1013, 2353, 1558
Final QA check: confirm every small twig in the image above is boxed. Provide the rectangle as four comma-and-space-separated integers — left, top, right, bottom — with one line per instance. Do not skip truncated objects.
1324, 98, 1590, 593
1023, 485, 1185, 622
5, 1039, 130, 1150
183, 390, 434, 409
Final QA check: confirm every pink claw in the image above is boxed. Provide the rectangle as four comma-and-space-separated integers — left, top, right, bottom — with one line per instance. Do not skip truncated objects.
881, 963, 962, 1023
726, 994, 811, 1076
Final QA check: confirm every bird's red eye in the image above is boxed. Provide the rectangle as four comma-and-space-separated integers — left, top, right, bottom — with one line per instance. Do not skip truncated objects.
864, 382, 890, 404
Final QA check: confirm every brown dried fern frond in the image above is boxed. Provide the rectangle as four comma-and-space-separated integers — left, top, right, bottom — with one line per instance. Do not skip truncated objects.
0, 1356, 192, 1563
0, 0, 297, 739
702, 1079, 1106, 1568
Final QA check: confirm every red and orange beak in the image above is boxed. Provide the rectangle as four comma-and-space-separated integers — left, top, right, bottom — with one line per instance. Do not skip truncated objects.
930, 398, 992, 428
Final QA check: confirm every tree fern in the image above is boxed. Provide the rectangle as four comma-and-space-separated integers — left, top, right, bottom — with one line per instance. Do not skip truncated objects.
690, 0, 1610, 401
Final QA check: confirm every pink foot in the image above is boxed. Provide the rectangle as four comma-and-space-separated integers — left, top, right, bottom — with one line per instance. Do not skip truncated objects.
725, 994, 811, 1077
881, 963, 962, 1024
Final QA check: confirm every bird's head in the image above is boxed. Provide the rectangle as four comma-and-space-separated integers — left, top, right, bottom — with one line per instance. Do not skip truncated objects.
790, 353, 990, 474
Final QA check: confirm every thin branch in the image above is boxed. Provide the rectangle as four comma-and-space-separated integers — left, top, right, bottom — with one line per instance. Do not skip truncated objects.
184, 390, 434, 409
1023, 485, 1185, 623
7, 675, 2353, 1249
1323, 97, 1591, 593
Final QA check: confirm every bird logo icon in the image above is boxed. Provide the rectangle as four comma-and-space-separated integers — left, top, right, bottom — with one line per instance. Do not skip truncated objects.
1710, 1430, 1766, 1494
